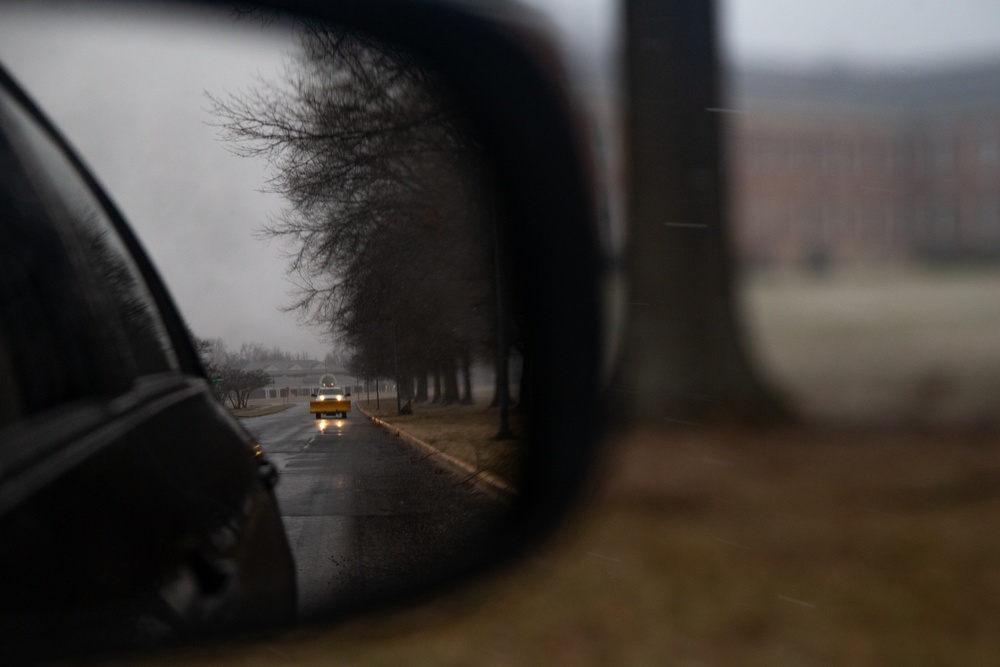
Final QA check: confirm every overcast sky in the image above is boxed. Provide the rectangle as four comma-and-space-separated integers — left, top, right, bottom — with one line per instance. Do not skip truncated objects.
721, 0, 1000, 67
0, 3, 316, 355
2, 0, 1000, 359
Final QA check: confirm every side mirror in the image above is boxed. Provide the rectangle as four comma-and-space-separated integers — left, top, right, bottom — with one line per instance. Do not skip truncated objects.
0, 0, 604, 662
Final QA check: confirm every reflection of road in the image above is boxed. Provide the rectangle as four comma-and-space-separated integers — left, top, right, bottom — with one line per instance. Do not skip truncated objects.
241, 403, 507, 618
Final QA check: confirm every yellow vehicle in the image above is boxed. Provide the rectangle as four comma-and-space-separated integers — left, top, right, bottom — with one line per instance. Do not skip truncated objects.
310, 386, 351, 419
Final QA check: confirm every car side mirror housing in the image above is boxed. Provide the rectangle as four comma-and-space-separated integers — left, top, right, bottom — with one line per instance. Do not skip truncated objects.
0, 0, 606, 662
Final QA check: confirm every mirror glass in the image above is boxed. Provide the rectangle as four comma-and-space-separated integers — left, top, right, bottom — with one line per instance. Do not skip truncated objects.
722, 0, 1000, 427
0, 0, 525, 627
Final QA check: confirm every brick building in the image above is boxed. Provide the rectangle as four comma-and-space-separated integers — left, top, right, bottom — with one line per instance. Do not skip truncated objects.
727, 61, 1000, 266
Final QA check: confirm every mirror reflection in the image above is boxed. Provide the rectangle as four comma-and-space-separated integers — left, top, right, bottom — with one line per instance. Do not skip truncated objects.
0, 0, 524, 630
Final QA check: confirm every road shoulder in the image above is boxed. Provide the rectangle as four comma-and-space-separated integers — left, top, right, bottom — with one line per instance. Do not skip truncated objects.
356, 402, 517, 503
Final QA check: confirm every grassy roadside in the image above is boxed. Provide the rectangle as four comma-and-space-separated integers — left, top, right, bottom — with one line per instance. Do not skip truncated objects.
740, 263, 1000, 426
356, 398, 523, 488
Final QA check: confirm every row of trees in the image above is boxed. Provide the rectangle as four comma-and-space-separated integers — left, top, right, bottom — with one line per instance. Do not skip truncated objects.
205, 6, 791, 430
212, 24, 518, 419
194, 337, 334, 409
196, 338, 323, 367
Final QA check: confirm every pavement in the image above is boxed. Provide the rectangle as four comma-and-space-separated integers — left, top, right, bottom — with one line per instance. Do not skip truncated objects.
236, 402, 509, 618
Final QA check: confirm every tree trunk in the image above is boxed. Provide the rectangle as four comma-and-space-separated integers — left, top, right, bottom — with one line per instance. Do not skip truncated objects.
431, 366, 442, 403
617, 0, 790, 425
490, 350, 512, 406
415, 369, 428, 403
392, 327, 403, 414
460, 351, 474, 405
442, 357, 460, 405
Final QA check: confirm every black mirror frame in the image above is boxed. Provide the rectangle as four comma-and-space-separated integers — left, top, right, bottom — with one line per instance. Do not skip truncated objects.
3, 0, 602, 645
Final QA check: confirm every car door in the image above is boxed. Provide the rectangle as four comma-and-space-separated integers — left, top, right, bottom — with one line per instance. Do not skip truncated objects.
0, 67, 295, 660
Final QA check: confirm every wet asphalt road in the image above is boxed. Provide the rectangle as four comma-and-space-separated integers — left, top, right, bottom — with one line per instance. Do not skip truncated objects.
241, 402, 507, 618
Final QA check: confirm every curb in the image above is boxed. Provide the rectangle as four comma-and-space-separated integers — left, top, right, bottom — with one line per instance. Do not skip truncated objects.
356, 403, 517, 503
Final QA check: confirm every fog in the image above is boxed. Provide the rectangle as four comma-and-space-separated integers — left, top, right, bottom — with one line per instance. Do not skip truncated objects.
722, 0, 1000, 67
0, 3, 315, 355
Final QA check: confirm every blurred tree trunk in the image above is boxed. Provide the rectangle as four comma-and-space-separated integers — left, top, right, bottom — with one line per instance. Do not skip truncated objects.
442, 357, 460, 405
460, 351, 474, 405
431, 367, 442, 403
415, 371, 428, 403
617, 0, 789, 425
517, 353, 528, 410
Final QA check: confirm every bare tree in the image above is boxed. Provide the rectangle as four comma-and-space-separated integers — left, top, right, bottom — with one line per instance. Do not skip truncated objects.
211, 24, 506, 415
220, 367, 272, 409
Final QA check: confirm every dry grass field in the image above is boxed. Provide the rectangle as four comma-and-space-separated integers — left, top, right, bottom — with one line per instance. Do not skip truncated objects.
108, 264, 1000, 666
356, 398, 523, 487
740, 263, 1000, 426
